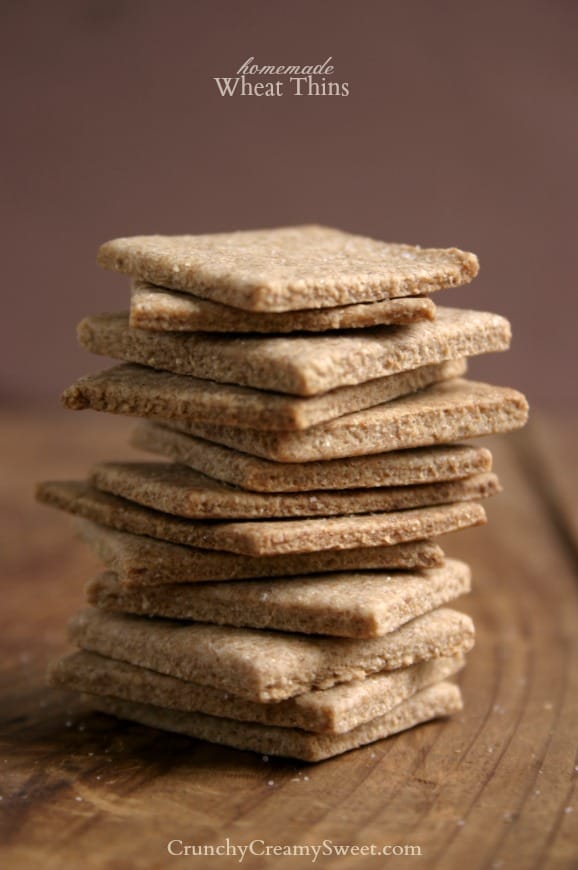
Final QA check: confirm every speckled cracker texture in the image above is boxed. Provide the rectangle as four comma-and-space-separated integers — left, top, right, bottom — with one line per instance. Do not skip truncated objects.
132, 424, 493, 492
75, 519, 445, 586
61, 358, 465, 431
168, 379, 529, 462
97, 225, 479, 312
86, 559, 471, 638
68, 606, 474, 701
130, 280, 437, 332
92, 461, 499, 519
74, 499, 485, 558
37, 470, 499, 527
50, 649, 464, 736
83, 682, 463, 760
76, 307, 507, 396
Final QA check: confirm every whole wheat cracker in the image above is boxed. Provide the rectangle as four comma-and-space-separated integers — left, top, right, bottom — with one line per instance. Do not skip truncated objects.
133, 423, 493, 492
85, 682, 463, 761
93, 461, 500, 519
37, 471, 499, 531
130, 280, 437, 332
75, 519, 445, 586
61, 359, 465, 431
76, 308, 507, 396
169, 379, 529, 462
87, 559, 471, 638
49, 649, 464, 734
68, 606, 474, 701
97, 225, 479, 312
75, 499, 485, 558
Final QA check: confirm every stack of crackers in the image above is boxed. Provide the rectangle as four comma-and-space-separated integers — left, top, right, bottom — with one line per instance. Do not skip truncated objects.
38, 225, 528, 761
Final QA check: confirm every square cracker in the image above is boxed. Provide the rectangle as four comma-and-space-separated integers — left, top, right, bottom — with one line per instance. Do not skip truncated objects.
75, 499, 485, 558
97, 225, 479, 312
61, 358, 465, 431
169, 379, 529, 462
90, 467, 491, 554
68, 606, 474, 701
82, 682, 464, 761
37, 469, 499, 528
94, 463, 498, 520
49, 649, 464, 735
76, 307, 508, 396
91, 461, 499, 524
133, 424, 493, 492
130, 280, 437, 332
86, 558, 471, 638
75, 518, 445, 586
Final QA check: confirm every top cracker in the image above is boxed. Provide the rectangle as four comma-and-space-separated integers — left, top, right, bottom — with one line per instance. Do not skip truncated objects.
97, 225, 479, 313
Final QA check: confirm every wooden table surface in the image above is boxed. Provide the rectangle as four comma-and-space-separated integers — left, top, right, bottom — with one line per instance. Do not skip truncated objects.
1, 412, 577, 870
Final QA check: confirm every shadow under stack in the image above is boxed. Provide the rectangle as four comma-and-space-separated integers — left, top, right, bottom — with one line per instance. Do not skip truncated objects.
37, 225, 529, 761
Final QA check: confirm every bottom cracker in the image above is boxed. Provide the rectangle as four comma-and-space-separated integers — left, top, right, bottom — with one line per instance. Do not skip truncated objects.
50, 649, 464, 734
87, 681, 463, 761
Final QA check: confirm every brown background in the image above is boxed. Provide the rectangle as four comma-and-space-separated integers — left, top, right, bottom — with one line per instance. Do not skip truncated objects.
1, 0, 576, 409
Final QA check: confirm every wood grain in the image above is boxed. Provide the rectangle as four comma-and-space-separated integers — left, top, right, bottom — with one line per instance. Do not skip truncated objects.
0, 412, 577, 869
519, 416, 578, 554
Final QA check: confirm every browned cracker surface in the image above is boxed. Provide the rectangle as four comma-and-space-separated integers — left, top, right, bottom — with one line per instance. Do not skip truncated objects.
76, 519, 445, 586
76, 307, 507, 396
132, 424, 493, 492
61, 358, 465, 431
170, 379, 529, 462
87, 558, 471, 638
68, 606, 474, 701
37, 471, 499, 529
130, 280, 437, 332
75, 500, 485, 557
50, 649, 464, 733
85, 682, 463, 761
97, 225, 479, 312
92, 461, 500, 519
